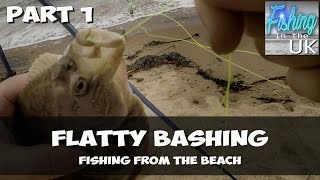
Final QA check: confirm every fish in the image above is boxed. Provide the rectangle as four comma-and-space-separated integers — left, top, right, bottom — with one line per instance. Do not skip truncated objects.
17, 28, 149, 179
19, 28, 145, 118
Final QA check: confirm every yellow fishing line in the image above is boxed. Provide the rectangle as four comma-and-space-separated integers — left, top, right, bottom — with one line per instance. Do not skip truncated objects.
235, 50, 261, 56
123, 1, 289, 115
225, 55, 232, 115
124, 0, 175, 36
140, 25, 289, 89
158, 14, 289, 89
124, 16, 154, 36
125, 7, 288, 88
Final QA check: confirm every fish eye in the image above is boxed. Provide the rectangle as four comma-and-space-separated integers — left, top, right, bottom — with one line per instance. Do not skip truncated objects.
67, 62, 73, 70
65, 58, 77, 72
78, 81, 84, 89
72, 77, 88, 96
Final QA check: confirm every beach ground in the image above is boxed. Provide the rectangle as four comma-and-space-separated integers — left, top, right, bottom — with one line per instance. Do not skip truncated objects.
1, 7, 320, 179
2, 8, 320, 116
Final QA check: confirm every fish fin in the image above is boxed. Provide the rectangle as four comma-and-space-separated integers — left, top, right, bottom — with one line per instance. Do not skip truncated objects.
29, 53, 61, 81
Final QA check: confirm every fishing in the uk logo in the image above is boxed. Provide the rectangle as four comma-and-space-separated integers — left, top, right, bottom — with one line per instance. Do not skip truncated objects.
265, 1, 319, 55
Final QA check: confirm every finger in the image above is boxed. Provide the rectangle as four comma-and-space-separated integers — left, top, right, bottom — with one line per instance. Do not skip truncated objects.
0, 144, 88, 176
201, 0, 318, 12
0, 74, 28, 105
201, 0, 265, 12
253, 38, 320, 68
288, 67, 320, 102
244, 12, 265, 38
195, 0, 244, 54
266, 56, 320, 68
0, 74, 28, 117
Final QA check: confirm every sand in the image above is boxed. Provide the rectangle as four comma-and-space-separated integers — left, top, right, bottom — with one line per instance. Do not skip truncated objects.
1, 7, 320, 179
123, 8, 320, 117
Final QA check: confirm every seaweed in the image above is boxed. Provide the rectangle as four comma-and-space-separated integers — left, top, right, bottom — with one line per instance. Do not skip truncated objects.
128, 52, 252, 93
126, 33, 200, 61
196, 69, 252, 93
253, 96, 294, 104
127, 50, 142, 60
127, 52, 198, 73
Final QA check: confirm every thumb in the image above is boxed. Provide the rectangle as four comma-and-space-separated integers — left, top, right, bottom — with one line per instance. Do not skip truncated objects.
0, 74, 28, 117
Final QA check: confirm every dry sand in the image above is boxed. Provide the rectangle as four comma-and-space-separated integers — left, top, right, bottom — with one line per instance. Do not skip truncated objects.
1, 7, 320, 179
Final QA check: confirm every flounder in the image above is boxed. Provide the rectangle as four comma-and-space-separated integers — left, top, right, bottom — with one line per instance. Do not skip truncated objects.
19, 28, 145, 118
17, 29, 148, 179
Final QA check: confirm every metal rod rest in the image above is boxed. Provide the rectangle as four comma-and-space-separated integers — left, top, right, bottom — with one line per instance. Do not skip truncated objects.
0, 45, 16, 79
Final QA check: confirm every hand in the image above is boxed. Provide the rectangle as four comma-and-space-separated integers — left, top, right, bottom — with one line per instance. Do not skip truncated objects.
0, 74, 87, 179
195, 0, 320, 101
